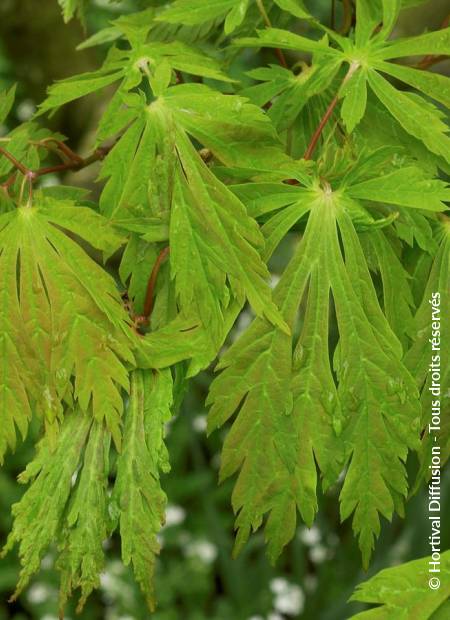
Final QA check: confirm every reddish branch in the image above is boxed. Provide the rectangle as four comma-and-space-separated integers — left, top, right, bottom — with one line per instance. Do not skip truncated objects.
256, 0, 288, 68
304, 94, 340, 160
35, 146, 110, 177
416, 13, 449, 69
0, 142, 112, 186
38, 138, 84, 165
142, 247, 170, 321
303, 63, 357, 160
0, 146, 35, 177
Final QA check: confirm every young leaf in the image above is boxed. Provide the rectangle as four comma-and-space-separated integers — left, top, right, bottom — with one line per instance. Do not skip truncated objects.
379, 27, 450, 59
0, 84, 16, 124
367, 71, 450, 164
207, 198, 343, 562
0, 198, 134, 457
1, 411, 92, 597
330, 207, 420, 567
111, 369, 172, 611
349, 551, 450, 619
363, 230, 414, 349
57, 421, 111, 613
340, 68, 368, 133
157, 0, 242, 28
346, 165, 450, 211
405, 224, 450, 487
58, 0, 85, 23
273, 0, 311, 20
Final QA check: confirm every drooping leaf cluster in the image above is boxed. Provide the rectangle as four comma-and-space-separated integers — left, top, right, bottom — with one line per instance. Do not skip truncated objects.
0, 0, 448, 615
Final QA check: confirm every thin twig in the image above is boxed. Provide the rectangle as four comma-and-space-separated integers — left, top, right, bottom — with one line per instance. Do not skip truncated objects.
256, 0, 288, 68
37, 138, 84, 165
142, 247, 170, 321
303, 63, 358, 160
0, 146, 35, 177
340, 0, 353, 35
35, 146, 110, 178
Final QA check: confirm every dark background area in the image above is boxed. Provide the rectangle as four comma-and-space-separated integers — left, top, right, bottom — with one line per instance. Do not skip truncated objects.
0, 1, 449, 619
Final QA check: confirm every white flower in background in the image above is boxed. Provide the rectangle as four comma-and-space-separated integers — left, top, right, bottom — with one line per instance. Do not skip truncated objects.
27, 583, 54, 604
309, 544, 328, 564
299, 525, 321, 546
270, 577, 289, 594
270, 578, 305, 616
247, 616, 264, 620
192, 414, 207, 432
185, 539, 218, 564
267, 613, 284, 620
16, 99, 35, 121
165, 504, 186, 527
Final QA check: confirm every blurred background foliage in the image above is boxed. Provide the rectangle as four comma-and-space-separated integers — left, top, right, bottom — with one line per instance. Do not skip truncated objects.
0, 1, 449, 619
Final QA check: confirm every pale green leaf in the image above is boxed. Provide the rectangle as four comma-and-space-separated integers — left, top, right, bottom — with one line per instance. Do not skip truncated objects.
364, 230, 414, 348
379, 27, 450, 59
347, 166, 450, 211
224, 0, 249, 35
39, 67, 125, 115
172, 129, 288, 335
112, 369, 172, 611
236, 28, 340, 55
1, 411, 92, 597
349, 551, 450, 619
379, 0, 401, 39
157, 0, 238, 26
366, 71, 450, 161
164, 83, 288, 169
0, 84, 16, 124
0, 202, 134, 456
331, 205, 420, 567
340, 68, 368, 133
58, 0, 85, 23
57, 422, 111, 613
273, 0, 311, 20
373, 60, 450, 109
208, 199, 343, 561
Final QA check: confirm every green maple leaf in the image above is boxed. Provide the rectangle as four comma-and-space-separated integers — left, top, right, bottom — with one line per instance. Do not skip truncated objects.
405, 221, 450, 491
208, 150, 449, 565
157, 0, 249, 35
0, 196, 133, 458
58, 0, 86, 23
111, 369, 172, 610
236, 9, 450, 161
99, 87, 288, 369
241, 60, 340, 131
157, 0, 311, 35
39, 35, 231, 116
56, 420, 111, 613
1, 410, 93, 599
349, 550, 450, 619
